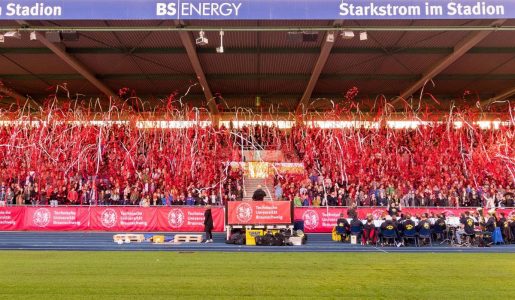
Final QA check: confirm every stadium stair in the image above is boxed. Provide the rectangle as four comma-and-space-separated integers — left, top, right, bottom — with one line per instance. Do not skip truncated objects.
243, 177, 275, 201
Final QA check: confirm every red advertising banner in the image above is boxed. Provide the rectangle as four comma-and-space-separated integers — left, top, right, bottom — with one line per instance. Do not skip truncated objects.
0, 206, 225, 232
23, 206, 90, 231
90, 207, 158, 231
0, 207, 24, 230
155, 207, 225, 232
295, 207, 515, 233
0, 206, 513, 232
227, 201, 292, 225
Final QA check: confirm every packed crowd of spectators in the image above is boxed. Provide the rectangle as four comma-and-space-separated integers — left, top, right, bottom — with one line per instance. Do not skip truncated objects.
280, 125, 515, 208
0, 122, 513, 207
0, 124, 245, 207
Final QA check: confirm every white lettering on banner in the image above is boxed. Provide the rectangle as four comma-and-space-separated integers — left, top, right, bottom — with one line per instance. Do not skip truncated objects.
156, 2, 242, 17
447, 2, 504, 16
0, 210, 15, 225
118, 210, 147, 226
52, 210, 81, 226
4, 3, 62, 17
340, 3, 421, 16
340, 1, 505, 18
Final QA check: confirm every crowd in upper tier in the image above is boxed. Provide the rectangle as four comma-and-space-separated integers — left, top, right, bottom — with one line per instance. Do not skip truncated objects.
0, 122, 513, 207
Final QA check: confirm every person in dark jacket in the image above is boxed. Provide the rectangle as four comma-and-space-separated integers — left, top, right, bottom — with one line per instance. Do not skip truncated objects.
349, 214, 364, 241
335, 213, 350, 242
484, 210, 497, 233
379, 215, 398, 244
400, 213, 416, 237
252, 185, 266, 201
204, 206, 214, 243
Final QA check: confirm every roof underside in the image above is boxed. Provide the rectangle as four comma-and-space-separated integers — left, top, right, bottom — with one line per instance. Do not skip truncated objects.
0, 19, 514, 112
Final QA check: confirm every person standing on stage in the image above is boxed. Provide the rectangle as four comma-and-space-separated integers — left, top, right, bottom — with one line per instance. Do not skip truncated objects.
204, 205, 214, 243
252, 185, 266, 201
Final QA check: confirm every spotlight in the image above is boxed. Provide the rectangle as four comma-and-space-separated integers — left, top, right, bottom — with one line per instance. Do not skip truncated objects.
0, 34, 4, 43
216, 30, 224, 53
4, 31, 21, 39
326, 32, 335, 43
359, 31, 368, 41
195, 30, 208, 46
30, 31, 37, 41
341, 30, 354, 40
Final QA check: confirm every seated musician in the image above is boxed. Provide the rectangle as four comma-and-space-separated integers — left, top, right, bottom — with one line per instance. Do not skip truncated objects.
379, 215, 398, 242
335, 213, 350, 242
400, 213, 417, 244
456, 211, 476, 244
433, 213, 447, 241
416, 213, 432, 245
484, 210, 497, 234
362, 214, 376, 245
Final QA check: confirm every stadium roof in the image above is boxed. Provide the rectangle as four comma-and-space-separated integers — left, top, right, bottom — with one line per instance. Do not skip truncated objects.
0, 19, 514, 114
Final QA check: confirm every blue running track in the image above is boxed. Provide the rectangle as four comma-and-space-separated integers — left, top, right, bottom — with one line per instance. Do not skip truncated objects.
0, 232, 514, 253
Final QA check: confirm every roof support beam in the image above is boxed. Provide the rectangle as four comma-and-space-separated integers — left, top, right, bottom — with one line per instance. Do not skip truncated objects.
395, 19, 507, 105
480, 86, 515, 107
16, 21, 119, 103
175, 21, 220, 125
0, 85, 25, 101
296, 21, 342, 116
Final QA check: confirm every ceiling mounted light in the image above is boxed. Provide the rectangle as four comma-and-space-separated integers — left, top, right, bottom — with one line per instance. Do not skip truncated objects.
216, 30, 224, 53
341, 30, 354, 40
4, 31, 21, 39
195, 30, 208, 46
359, 31, 368, 41
30, 31, 37, 41
326, 32, 335, 43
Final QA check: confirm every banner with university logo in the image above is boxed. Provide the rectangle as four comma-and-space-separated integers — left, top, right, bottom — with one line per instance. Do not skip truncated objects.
0, 1, 512, 20
89, 207, 158, 231
227, 201, 292, 225
155, 207, 224, 232
0, 206, 225, 231
0, 206, 513, 232
23, 206, 90, 231
295, 207, 515, 233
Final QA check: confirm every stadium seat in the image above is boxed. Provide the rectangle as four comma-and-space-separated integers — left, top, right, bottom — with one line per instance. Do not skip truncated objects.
402, 229, 418, 247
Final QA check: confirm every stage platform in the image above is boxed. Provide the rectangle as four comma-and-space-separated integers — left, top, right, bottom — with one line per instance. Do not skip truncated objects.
0, 232, 514, 253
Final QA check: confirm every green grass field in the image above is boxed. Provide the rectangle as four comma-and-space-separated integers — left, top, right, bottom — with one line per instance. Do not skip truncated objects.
0, 251, 513, 299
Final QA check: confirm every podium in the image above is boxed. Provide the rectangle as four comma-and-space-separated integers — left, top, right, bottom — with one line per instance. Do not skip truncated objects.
225, 200, 294, 241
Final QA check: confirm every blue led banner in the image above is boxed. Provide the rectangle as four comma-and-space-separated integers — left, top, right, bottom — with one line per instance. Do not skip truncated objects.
0, 0, 512, 20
